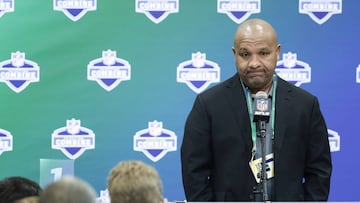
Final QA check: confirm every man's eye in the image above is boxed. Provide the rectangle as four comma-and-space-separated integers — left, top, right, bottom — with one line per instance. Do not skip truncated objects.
239, 52, 249, 57
260, 51, 269, 56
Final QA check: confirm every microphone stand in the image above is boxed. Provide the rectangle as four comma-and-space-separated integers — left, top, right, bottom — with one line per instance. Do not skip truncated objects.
258, 120, 270, 202
252, 90, 272, 202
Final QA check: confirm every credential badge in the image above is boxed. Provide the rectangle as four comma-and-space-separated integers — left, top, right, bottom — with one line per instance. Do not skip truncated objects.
87, 49, 131, 91
54, 0, 97, 21
217, 0, 261, 24
52, 118, 95, 160
0, 0, 14, 18
299, 0, 342, 24
177, 52, 220, 93
0, 51, 40, 93
136, 0, 179, 24
328, 129, 340, 152
276, 52, 311, 87
0, 128, 13, 156
134, 120, 177, 162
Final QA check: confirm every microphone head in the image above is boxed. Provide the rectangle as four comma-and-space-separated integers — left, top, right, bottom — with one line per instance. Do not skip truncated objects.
253, 91, 270, 122
254, 91, 268, 99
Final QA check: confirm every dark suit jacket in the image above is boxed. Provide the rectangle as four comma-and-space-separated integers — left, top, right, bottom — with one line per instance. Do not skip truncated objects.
181, 74, 332, 201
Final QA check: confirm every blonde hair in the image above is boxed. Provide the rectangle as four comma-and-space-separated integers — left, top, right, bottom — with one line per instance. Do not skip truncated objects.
107, 160, 163, 203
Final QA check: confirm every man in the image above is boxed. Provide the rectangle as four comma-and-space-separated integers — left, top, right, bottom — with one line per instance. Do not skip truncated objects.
38, 176, 97, 203
107, 160, 166, 203
181, 18, 332, 201
0, 176, 42, 203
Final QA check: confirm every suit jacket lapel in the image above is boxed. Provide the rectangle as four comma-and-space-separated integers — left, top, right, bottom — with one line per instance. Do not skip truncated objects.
224, 74, 253, 152
274, 78, 292, 152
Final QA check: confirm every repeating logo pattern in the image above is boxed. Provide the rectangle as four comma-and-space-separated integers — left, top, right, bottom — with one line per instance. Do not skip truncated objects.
0, 0, 14, 18
53, 0, 97, 21
299, 0, 342, 24
177, 52, 221, 93
135, 0, 179, 24
52, 118, 95, 160
0, 2, 351, 200
217, 0, 261, 24
87, 50, 131, 91
0, 51, 40, 93
134, 120, 177, 162
0, 128, 13, 156
328, 129, 340, 152
276, 52, 311, 87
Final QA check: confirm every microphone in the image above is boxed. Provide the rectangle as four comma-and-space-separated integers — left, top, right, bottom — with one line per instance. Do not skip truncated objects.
253, 91, 270, 123
252, 91, 271, 202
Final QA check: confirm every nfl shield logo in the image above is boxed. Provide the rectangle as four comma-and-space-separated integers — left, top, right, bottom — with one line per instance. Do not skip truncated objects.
217, 0, 261, 24
276, 52, 311, 87
52, 119, 95, 160
135, 0, 179, 24
256, 100, 268, 111
328, 129, 340, 152
133, 121, 177, 162
53, 0, 97, 21
87, 50, 131, 91
356, 64, 360, 83
0, 128, 13, 156
0, 51, 40, 93
0, 0, 14, 18
299, 0, 342, 24
177, 52, 220, 94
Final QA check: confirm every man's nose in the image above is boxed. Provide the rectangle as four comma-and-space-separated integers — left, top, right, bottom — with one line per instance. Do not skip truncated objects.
249, 55, 261, 68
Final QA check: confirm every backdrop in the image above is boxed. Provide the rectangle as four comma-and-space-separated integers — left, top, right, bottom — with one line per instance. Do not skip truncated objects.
0, 0, 359, 201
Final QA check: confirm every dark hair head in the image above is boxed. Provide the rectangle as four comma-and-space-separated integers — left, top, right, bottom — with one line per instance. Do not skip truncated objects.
0, 176, 42, 203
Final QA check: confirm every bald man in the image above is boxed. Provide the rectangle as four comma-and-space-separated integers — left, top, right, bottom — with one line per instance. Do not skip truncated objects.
181, 18, 332, 201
